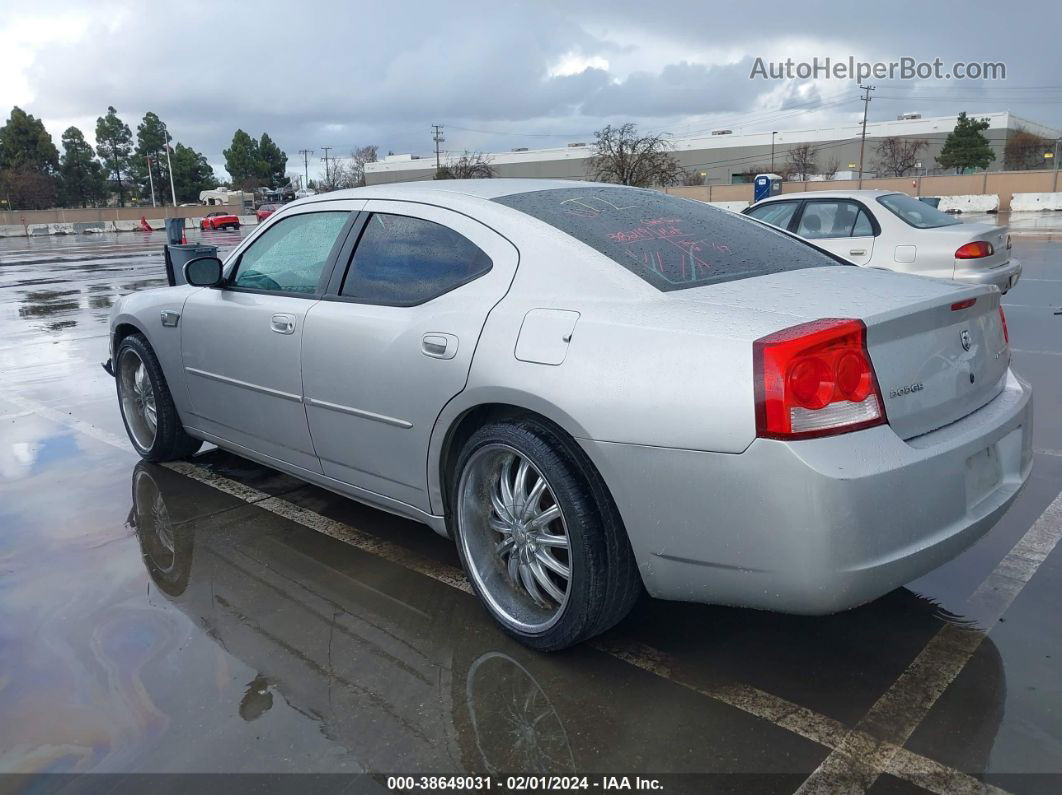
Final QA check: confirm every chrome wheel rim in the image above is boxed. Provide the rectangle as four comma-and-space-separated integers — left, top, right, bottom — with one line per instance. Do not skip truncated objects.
458, 444, 571, 633
118, 349, 157, 451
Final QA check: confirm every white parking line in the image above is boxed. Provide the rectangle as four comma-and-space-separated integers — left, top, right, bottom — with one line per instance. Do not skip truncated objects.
0, 387, 1046, 795
796, 487, 1062, 794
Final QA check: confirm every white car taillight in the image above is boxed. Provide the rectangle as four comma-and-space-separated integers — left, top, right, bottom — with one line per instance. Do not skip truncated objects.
754, 318, 888, 440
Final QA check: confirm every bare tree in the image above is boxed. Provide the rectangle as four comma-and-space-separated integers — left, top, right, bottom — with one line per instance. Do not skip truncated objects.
317, 154, 347, 192
820, 158, 839, 181
1004, 127, 1052, 170
350, 144, 378, 187
785, 143, 818, 181
874, 137, 927, 177
587, 123, 683, 187
678, 169, 706, 186
435, 151, 494, 179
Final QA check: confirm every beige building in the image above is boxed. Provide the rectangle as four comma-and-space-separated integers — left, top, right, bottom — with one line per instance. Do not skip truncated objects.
364, 112, 1060, 186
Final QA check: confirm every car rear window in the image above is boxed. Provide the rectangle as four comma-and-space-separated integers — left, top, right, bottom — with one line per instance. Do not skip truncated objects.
876, 192, 961, 229
494, 187, 844, 291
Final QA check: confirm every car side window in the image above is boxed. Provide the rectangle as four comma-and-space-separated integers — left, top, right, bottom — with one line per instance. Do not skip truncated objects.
747, 201, 798, 230
797, 201, 866, 239
232, 211, 350, 294
852, 208, 874, 237
340, 213, 493, 306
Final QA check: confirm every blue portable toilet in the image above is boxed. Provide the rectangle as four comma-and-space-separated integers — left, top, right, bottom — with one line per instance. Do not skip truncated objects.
753, 173, 783, 203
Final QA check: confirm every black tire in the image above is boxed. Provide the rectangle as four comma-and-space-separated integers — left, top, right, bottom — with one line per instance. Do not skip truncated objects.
115, 333, 202, 462
450, 417, 642, 651
233, 222, 241, 230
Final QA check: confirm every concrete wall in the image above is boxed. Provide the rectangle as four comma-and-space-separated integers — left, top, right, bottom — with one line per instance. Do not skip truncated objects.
0, 203, 244, 228
1012, 193, 1062, 212
0, 215, 257, 238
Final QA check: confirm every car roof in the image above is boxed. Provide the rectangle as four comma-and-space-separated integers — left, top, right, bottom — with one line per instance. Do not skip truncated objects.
284, 178, 620, 211
755, 189, 900, 203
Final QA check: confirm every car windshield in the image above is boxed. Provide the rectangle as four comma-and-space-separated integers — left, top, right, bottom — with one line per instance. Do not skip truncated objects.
494, 186, 844, 291
876, 192, 962, 229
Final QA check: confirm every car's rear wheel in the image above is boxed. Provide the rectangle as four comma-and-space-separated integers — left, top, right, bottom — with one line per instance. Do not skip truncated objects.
116, 333, 202, 462
452, 418, 641, 651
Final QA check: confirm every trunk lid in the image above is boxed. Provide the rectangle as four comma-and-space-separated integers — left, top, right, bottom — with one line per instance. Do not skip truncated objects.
676, 266, 1010, 440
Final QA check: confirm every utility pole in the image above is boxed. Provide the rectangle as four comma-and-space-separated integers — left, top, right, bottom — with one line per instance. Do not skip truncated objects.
771, 131, 777, 171
320, 147, 334, 190
156, 122, 177, 206
145, 155, 157, 207
298, 149, 313, 192
857, 84, 875, 189
432, 124, 445, 172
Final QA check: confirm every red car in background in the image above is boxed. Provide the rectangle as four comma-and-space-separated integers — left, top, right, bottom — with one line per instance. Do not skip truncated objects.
200, 211, 241, 231
256, 203, 282, 222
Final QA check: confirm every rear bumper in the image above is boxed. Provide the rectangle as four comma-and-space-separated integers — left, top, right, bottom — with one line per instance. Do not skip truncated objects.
579, 370, 1033, 613
953, 257, 1021, 293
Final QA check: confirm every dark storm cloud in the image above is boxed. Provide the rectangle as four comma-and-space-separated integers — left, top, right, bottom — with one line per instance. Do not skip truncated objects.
9, 0, 1060, 178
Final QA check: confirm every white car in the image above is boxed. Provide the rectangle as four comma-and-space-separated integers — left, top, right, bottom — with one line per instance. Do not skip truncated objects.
743, 190, 1021, 294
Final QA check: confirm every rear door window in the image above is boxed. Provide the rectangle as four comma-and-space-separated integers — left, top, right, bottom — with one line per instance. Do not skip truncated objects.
494, 187, 844, 291
746, 201, 799, 230
796, 200, 874, 239
341, 213, 493, 305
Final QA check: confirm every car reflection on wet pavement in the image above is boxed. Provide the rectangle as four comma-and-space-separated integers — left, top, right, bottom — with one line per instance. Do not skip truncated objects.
1, 222, 1061, 792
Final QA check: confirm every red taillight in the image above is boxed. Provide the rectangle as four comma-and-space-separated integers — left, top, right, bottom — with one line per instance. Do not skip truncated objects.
754, 318, 887, 440
951, 298, 977, 311
998, 306, 1009, 345
955, 241, 993, 259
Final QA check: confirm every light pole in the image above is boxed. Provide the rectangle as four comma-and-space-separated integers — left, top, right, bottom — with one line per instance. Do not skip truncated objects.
160, 123, 177, 206
771, 131, 777, 171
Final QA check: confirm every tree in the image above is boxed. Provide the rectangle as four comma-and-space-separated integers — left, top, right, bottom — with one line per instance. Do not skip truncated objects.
435, 151, 494, 179
170, 143, 217, 203
95, 106, 133, 206
349, 144, 378, 187
873, 137, 927, 177
820, 158, 840, 181
937, 112, 995, 173
223, 129, 261, 190
0, 167, 58, 209
678, 169, 706, 186
785, 143, 818, 181
58, 126, 107, 207
587, 123, 683, 187
1004, 127, 1052, 170
0, 106, 60, 209
257, 133, 288, 188
135, 111, 171, 205
0, 106, 59, 173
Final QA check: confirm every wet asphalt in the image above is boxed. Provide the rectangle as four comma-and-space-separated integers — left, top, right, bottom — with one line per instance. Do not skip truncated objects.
0, 218, 1060, 793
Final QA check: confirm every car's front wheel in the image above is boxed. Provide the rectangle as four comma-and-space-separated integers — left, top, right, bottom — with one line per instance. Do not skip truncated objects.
115, 333, 202, 462
452, 418, 641, 651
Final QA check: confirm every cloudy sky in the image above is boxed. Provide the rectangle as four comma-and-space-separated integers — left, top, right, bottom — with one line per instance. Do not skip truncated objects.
1, 0, 1059, 183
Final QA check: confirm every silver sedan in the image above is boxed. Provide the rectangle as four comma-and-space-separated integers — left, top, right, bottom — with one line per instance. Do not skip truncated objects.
743, 189, 1022, 293
107, 180, 1033, 650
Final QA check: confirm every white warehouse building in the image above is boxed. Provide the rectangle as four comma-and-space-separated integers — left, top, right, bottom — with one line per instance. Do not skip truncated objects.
364, 112, 1060, 186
